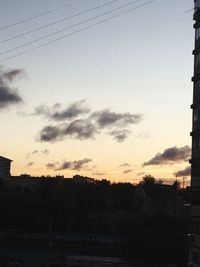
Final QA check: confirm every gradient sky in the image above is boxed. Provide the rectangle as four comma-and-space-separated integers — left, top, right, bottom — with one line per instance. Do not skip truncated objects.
0, 0, 194, 184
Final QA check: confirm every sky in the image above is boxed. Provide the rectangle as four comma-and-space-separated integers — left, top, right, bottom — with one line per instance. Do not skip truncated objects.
0, 0, 194, 184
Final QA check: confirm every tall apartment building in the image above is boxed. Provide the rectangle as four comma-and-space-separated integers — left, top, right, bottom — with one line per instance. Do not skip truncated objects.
189, 1, 200, 266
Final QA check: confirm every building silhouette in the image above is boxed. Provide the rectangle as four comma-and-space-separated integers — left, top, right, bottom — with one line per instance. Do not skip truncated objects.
0, 156, 12, 178
189, 1, 200, 266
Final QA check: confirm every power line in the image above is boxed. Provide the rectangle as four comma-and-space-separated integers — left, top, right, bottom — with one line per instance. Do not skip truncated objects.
0, 0, 84, 31
0, 0, 122, 44
0, 0, 156, 63
0, 0, 145, 56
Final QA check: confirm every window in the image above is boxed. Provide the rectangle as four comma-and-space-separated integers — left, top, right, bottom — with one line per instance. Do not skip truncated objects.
194, 79, 200, 95
195, 52, 200, 66
193, 135, 200, 149
191, 251, 200, 265
194, 109, 199, 123
196, 27, 200, 40
195, 0, 200, 12
191, 221, 200, 234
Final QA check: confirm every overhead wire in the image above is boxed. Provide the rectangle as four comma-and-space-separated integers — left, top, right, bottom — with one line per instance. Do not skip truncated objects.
0, 0, 145, 56
0, 0, 84, 31
0, 0, 156, 63
0, 0, 123, 44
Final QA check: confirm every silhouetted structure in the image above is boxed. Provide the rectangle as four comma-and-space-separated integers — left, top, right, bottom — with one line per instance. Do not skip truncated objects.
0, 156, 12, 178
189, 1, 200, 266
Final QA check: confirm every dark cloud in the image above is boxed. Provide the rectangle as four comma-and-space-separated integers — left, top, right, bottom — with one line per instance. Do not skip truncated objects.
4, 69, 25, 82
92, 109, 142, 129
143, 146, 191, 166
109, 129, 131, 143
0, 67, 24, 109
46, 162, 58, 169
27, 162, 34, 166
55, 158, 92, 171
38, 120, 98, 142
119, 163, 131, 168
38, 125, 62, 142
123, 169, 132, 174
35, 101, 143, 143
34, 100, 90, 121
175, 166, 191, 177
63, 119, 98, 140
0, 86, 22, 109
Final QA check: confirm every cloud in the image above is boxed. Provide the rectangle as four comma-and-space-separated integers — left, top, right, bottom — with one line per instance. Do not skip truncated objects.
46, 162, 58, 169
38, 125, 62, 142
109, 129, 131, 143
92, 171, 107, 176
63, 119, 98, 140
92, 109, 142, 129
38, 120, 98, 142
143, 146, 191, 166
137, 131, 150, 139
27, 162, 34, 166
4, 69, 25, 82
26, 149, 50, 159
55, 158, 92, 171
123, 169, 132, 174
34, 100, 90, 121
175, 166, 191, 177
0, 67, 24, 109
119, 163, 131, 168
42, 149, 50, 155
137, 172, 145, 176
35, 101, 143, 143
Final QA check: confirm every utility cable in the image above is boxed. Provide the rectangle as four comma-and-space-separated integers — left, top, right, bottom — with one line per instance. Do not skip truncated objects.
0, 0, 122, 44
0, 0, 84, 31
0, 0, 144, 56
0, 0, 155, 63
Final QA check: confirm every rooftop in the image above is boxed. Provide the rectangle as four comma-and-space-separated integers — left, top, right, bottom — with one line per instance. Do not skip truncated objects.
0, 156, 12, 162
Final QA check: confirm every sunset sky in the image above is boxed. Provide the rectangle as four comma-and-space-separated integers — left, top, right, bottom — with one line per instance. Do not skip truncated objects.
0, 0, 194, 184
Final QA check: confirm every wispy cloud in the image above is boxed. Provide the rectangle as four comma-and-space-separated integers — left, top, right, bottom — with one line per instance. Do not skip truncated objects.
91, 109, 142, 128
56, 158, 92, 171
137, 172, 145, 176
143, 146, 191, 166
123, 169, 132, 174
33, 100, 90, 121
137, 131, 150, 139
0, 67, 25, 109
38, 119, 98, 142
119, 163, 131, 168
109, 129, 131, 143
47, 158, 92, 171
26, 149, 50, 159
92, 171, 107, 176
46, 162, 58, 169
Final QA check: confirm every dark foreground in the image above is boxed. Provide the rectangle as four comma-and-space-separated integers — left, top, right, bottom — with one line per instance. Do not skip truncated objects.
0, 250, 183, 267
